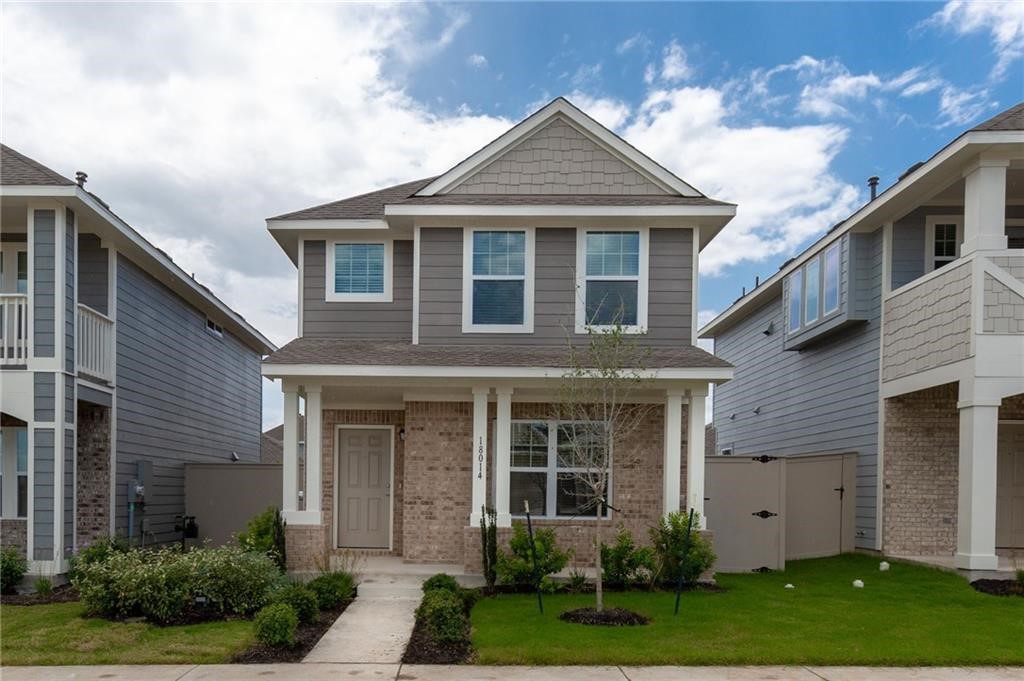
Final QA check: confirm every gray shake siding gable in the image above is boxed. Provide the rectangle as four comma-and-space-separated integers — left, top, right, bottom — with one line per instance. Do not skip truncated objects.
114, 255, 262, 543
713, 227, 882, 548
417, 227, 693, 345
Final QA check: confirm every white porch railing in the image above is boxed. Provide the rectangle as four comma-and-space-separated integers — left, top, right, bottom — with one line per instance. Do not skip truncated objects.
0, 293, 29, 365
77, 303, 114, 382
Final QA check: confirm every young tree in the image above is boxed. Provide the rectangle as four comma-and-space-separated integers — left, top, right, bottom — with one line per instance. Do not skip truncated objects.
553, 322, 654, 612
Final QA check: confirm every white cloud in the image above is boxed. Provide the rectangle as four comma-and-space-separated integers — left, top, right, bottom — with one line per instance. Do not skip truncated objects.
937, 85, 993, 126
467, 53, 488, 68
660, 40, 693, 83
616, 32, 649, 55
565, 91, 631, 130
571, 62, 603, 88
927, 0, 1024, 79
900, 78, 944, 97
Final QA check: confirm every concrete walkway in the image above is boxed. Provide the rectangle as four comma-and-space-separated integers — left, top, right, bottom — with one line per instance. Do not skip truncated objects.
3, 665, 1024, 680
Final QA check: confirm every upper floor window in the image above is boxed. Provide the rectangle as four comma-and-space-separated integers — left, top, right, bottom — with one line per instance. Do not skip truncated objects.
463, 229, 534, 333
0, 247, 28, 295
326, 241, 393, 302
576, 229, 648, 333
925, 216, 962, 272
787, 241, 841, 334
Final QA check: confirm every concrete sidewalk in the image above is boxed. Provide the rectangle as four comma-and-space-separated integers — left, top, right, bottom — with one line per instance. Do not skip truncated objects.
3, 665, 1023, 680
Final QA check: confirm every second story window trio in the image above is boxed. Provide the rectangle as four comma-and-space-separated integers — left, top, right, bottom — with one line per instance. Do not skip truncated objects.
787, 241, 841, 334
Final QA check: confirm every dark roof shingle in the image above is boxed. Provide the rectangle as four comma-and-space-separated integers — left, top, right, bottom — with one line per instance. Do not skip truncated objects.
970, 102, 1024, 132
270, 177, 435, 221
1, 145, 75, 186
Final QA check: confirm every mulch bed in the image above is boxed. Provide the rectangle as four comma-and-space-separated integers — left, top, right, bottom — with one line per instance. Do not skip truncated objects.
232, 600, 353, 664
1, 584, 79, 605
971, 579, 1024, 597
559, 606, 650, 626
402, 617, 473, 664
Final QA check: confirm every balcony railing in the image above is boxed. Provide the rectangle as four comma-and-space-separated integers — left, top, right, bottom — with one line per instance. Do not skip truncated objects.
0, 293, 29, 365
77, 303, 115, 382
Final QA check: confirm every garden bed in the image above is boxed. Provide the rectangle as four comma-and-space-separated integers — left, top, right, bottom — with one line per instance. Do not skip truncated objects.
559, 606, 649, 626
403, 611, 474, 664
971, 578, 1024, 597
2, 583, 79, 606
232, 599, 352, 663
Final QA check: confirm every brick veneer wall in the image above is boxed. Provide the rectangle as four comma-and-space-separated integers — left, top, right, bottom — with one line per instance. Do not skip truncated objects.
76, 404, 110, 549
0, 519, 27, 558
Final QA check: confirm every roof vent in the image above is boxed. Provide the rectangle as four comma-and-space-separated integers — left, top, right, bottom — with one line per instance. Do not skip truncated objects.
868, 176, 879, 200
898, 161, 924, 182
75, 171, 88, 187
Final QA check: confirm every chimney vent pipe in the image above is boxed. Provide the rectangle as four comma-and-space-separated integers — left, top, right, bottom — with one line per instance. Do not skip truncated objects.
868, 176, 879, 200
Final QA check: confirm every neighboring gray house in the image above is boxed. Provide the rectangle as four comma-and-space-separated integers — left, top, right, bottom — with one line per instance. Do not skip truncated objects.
0, 145, 275, 576
701, 102, 1024, 572
262, 98, 736, 572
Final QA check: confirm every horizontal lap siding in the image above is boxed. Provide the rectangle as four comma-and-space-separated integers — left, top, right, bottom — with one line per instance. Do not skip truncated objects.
303, 240, 413, 339
65, 210, 75, 374
418, 227, 693, 345
714, 228, 882, 548
114, 256, 262, 544
64, 429, 74, 555
33, 210, 56, 356
34, 373, 55, 421
78, 233, 109, 314
33, 428, 55, 560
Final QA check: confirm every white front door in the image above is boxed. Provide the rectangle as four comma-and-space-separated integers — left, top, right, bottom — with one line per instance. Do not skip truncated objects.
336, 427, 392, 549
996, 423, 1024, 549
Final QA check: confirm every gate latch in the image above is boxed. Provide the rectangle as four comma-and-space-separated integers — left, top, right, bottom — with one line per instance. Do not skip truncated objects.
752, 455, 777, 464
752, 509, 778, 519
834, 486, 845, 500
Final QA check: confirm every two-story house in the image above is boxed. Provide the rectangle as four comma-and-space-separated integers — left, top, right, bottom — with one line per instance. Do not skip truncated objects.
0, 145, 275, 576
700, 102, 1024, 573
262, 98, 736, 572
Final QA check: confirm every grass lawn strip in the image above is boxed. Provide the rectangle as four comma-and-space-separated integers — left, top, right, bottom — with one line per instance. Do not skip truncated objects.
471, 554, 1024, 666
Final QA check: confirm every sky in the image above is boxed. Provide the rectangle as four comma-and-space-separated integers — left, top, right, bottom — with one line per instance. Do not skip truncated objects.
2, 1, 1021, 428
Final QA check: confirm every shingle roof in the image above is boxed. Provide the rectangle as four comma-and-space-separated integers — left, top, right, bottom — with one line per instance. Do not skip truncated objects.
270, 177, 436, 220
264, 338, 731, 370
970, 101, 1024, 132
1, 145, 75, 186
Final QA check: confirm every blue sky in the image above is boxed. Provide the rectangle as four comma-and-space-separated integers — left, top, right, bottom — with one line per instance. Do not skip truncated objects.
3, 1, 1021, 427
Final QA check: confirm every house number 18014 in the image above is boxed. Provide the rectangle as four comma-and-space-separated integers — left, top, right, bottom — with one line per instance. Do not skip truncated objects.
477, 435, 484, 479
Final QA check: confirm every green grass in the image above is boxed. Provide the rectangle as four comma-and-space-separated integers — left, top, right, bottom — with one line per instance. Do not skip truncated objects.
0, 602, 255, 665
471, 554, 1024, 666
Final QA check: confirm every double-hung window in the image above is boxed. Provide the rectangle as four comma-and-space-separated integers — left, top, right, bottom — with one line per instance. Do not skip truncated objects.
463, 229, 534, 332
326, 240, 393, 302
509, 420, 610, 519
0, 428, 28, 519
925, 216, 962, 272
576, 229, 648, 333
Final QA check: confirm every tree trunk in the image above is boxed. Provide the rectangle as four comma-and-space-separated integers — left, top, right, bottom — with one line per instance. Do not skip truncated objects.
594, 516, 604, 612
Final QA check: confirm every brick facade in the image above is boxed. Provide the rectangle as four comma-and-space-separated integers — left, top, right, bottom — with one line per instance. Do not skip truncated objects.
76, 403, 111, 548
0, 519, 27, 558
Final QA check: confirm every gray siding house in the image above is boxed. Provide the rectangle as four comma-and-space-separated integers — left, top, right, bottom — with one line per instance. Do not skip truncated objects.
262, 98, 736, 571
0, 145, 275, 576
701, 102, 1024, 572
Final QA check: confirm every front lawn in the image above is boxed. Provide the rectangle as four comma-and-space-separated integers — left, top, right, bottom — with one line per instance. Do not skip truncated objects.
471, 554, 1024, 666
0, 602, 254, 665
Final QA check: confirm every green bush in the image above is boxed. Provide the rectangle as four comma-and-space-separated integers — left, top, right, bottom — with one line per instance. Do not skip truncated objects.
1, 547, 27, 594
34, 576, 53, 597
649, 511, 716, 586
422, 573, 460, 594
479, 506, 498, 588
307, 571, 355, 609
496, 522, 571, 588
254, 603, 298, 647
69, 537, 130, 581
237, 506, 287, 572
184, 547, 279, 616
567, 569, 589, 593
269, 582, 319, 624
600, 525, 654, 589
1017, 569, 1024, 586
416, 588, 467, 643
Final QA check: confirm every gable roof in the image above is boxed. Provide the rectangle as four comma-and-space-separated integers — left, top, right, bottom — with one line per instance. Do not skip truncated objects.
270, 177, 436, 221
970, 101, 1024, 131
1, 145, 76, 186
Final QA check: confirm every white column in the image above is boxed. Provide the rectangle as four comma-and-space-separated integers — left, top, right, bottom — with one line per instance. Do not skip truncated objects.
663, 390, 683, 517
281, 388, 300, 514
687, 387, 708, 529
304, 386, 323, 523
955, 396, 1001, 570
962, 158, 1008, 255
494, 386, 513, 527
469, 387, 490, 525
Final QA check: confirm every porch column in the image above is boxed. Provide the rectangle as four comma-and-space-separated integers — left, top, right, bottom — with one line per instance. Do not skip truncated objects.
494, 386, 513, 527
469, 387, 490, 525
955, 395, 1000, 570
663, 390, 683, 516
687, 387, 708, 529
304, 386, 322, 522
962, 157, 1008, 255
281, 388, 300, 514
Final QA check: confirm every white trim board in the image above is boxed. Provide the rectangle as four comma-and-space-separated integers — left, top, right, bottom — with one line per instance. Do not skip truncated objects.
263, 363, 734, 381
384, 204, 735, 218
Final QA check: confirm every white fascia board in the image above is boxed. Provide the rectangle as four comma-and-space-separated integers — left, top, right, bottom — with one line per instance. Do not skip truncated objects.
0, 185, 77, 197
266, 218, 390, 231
262, 363, 734, 381
698, 130, 1021, 339
384, 204, 736, 218
416, 99, 703, 198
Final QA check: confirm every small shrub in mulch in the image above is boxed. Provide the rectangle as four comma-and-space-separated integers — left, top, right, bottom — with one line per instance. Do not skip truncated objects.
232, 600, 352, 663
971, 579, 1024, 597
558, 606, 650, 626
1, 583, 79, 605
403, 613, 473, 664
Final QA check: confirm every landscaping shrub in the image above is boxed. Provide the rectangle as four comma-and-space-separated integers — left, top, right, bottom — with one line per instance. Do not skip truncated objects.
69, 537, 130, 582
649, 511, 716, 586
1017, 569, 1024, 587
600, 525, 654, 589
1, 547, 27, 594
423, 573, 460, 594
254, 603, 298, 647
496, 522, 571, 589
567, 569, 590, 593
307, 571, 355, 609
33, 576, 53, 597
269, 582, 319, 624
237, 506, 287, 572
479, 506, 498, 588
416, 588, 467, 643
185, 547, 279, 616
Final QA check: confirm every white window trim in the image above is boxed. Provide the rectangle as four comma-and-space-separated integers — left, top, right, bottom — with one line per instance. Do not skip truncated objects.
924, 215, 963, 273
462, 227, 535, 333
823, 243, 841, 315
574, 227, 649, 334
508, 419, 611, 521
326, 238, 394, 303
786, 241, 842, 335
